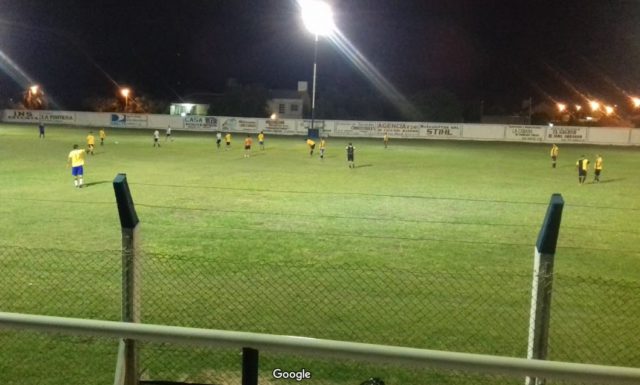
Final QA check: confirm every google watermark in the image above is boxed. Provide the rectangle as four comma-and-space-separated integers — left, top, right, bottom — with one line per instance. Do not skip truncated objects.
272, 368, 312, 381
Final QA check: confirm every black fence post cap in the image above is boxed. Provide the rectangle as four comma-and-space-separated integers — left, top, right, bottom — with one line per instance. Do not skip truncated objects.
113, 173, 139, 229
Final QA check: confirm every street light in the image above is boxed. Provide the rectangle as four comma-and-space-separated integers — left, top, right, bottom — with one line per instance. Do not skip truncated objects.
26, 85, 44, 109
604, 105, 614, 116
300, 0, 335, 138
120, 88, 131, 112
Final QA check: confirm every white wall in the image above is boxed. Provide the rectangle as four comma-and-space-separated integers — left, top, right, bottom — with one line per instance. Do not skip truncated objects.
2, 109, 638, 146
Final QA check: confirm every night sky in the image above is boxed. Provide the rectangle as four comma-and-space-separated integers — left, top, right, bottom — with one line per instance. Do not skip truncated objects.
0, 0, 638, 112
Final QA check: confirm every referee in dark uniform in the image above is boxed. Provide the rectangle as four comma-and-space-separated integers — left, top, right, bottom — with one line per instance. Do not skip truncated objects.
346, 143, 355, 168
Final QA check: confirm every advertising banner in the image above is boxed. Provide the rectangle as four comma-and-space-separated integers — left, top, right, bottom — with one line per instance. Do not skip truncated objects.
124, 114, 148, 128
264, 119, 298, 134
184, 116, 218, 131
110, 114, 126, 127
334, 121, 461, 138
546, 126, 587, 142
420, 123, 463, 138
219, 117, 258, 133
4, 110, 76, 124
505, 125, 546, 141
109, 114, 148, 128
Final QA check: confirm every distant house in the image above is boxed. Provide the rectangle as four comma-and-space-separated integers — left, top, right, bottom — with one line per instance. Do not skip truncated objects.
170, 103, 210, 116
266, 83, 310, 119
267, 89, 305, 119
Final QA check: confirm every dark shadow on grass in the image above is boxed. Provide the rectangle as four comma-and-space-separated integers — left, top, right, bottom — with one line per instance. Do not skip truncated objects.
354, 164, 373, 168
596, 178, 624, 184
83, 180, 110, 188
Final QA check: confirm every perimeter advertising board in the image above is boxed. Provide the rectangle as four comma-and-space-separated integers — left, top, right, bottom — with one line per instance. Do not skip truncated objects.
264, 119, 299, 134
4, 110, 76, 124
505, 126, 546, 142
546, 126, 587, 142
184, 116, 218, 131
219, 117, 258, 133
110, 114, 148, 128
334, 121, 462, 138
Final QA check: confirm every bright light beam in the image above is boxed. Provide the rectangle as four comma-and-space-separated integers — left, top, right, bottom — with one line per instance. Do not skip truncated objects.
328, 29, 419, 119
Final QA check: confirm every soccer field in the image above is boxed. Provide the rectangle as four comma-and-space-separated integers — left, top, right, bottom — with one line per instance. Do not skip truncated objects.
1, 124, 639, 277
1, 124, 640, 384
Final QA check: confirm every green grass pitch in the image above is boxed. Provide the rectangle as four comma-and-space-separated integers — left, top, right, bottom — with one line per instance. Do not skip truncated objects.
1, 124, 638, 276
1, 124, 639, 384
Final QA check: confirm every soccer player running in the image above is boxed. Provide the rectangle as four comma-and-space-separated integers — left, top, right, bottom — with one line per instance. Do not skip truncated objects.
86, 132, 95, 155
346, 142, 355, 168
67, 144, 86, 188
216, 132, 222, 149
550, 144, 559, 168
320, 137, 326, 159
99, 128, 106, 146
258, 131, 265, 150
383, 132, 389, 148
244, 134, 253, 158
153, 130, 161, 147
594, 154, 603, 183
225, 132, 232, 150
306, 138, 316, 156
576, 155, 589, 184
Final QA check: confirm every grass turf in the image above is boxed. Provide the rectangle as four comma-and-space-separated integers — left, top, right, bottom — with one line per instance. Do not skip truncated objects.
1, 124, 639, 384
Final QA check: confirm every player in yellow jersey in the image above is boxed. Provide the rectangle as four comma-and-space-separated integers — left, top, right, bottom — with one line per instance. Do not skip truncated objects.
306, 138, 316, 156
319, 137, 326, 159
86, 132, 95, 155
594, 154, 603, 183
99, 129, 106, 146
224, 132, 232, 150
383, 132, 389, 149
244, 135, 253, 158
258, 131, 265, 150
550, 144, 559, 168
67, 144, 86, 188
576, 155, 589, 185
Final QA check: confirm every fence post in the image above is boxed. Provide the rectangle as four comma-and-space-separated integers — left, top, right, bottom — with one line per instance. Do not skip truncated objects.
242, 347, 259, 385
113, 174, 140, 385
526, 193, 564, 385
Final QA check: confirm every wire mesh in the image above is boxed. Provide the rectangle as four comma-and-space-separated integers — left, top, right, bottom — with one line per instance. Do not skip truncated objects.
1, 246, 639, 385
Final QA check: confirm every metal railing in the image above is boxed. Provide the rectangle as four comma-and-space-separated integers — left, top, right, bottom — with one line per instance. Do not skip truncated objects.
1, 311, 640, 385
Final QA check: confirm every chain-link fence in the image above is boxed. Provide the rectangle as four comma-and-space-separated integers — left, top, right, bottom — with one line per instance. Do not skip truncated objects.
0, 246, 121, 385
1, 246, 639, 384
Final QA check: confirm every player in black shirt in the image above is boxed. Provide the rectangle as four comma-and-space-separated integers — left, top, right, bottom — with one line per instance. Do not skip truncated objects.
346, 143, 355, 168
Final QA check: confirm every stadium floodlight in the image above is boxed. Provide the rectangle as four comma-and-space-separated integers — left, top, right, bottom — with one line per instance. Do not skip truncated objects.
299, 0, 335, 138
300, 0, 335, 37
29, 85, 39, 95
575, 104, 582, 111
631, 97, 640, 108
270, 113, 277, 120
556, 103, 566, 113
589, 100, 600, 111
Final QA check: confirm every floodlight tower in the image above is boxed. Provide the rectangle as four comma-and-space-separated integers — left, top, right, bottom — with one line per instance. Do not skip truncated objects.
300, 0, 335, 138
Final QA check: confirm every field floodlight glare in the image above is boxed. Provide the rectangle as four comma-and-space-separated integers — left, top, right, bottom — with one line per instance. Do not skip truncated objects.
300, 0, 335, 37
